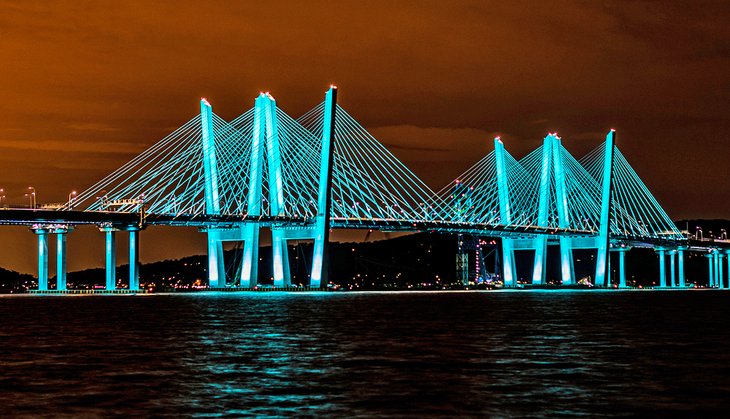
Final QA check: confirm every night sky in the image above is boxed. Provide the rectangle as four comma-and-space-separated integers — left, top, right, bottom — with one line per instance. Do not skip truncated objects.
1, 1, 728, 273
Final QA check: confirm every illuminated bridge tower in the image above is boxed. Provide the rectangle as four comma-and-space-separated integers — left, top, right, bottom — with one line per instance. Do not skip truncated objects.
529, 133, 575, 285
200, 99, 226, 288
268, 86, 337, 288
494, 137, 516, 287
241, 92, 289, 288
553, 134, 576, 285
309, 86, 337, 288
530, 135, 552, 285
594, 130, 615, 288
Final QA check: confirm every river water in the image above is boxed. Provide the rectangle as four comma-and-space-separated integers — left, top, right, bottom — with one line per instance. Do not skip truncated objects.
1, 290, 729, 417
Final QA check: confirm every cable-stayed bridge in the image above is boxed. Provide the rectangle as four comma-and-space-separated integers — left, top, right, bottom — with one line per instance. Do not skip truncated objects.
2, 87, 726, 292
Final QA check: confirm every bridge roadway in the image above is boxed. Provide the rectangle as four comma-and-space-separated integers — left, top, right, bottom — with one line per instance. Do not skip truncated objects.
3, 208, 728, 293
0, 208, 597, 238
3, 208, 727, 250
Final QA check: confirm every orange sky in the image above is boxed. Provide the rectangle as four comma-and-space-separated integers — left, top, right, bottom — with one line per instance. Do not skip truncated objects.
1, 1, 729, 273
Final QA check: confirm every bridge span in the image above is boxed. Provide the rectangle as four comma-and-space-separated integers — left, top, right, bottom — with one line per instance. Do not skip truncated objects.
1, 86, 726, 292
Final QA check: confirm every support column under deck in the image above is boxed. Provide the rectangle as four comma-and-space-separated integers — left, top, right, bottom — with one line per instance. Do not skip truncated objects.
240, 224, 260, 288
129, 229, 140, 290
501, 239, 516, 287
715, 251, 725, 289
207, 231, 226, 288
103, 228, 117, 290
559, 238, 575, 285
35, 229, 49, 291
669, 250, 676, 288
616, 247, 629, 288
677, 248, 686, 288
618, 249, 628, 288
271, 230, 291, 287
56, 231, 67, 291
658, 249, 666, 288
707, 253, 715, 287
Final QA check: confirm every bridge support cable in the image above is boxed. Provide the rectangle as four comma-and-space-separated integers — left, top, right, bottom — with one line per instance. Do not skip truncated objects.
298, 97, 447, 227
580, 138, 684, 242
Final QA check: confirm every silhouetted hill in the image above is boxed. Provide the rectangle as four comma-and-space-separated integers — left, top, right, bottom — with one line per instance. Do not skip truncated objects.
0, 267, 35, 292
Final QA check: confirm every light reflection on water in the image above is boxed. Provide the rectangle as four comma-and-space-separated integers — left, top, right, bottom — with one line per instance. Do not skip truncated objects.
1, 291, 730, 416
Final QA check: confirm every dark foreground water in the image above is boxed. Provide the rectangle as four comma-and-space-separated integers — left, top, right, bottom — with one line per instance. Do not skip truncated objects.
1, 291, 730, 417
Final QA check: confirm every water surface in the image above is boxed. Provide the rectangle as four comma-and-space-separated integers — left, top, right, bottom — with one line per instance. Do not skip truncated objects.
1, 290, 729, 417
